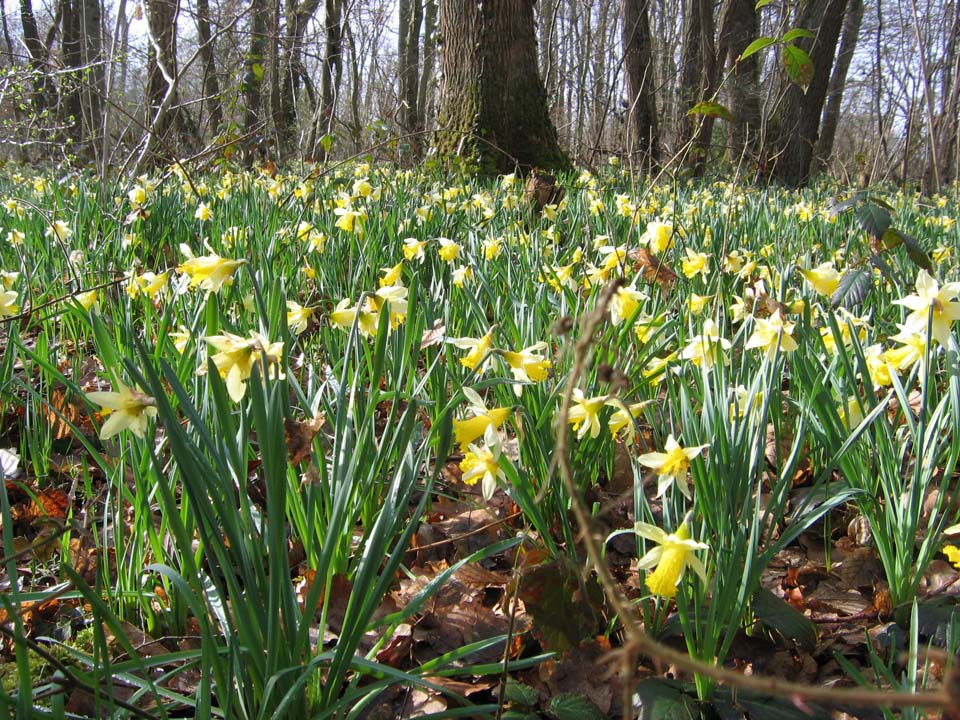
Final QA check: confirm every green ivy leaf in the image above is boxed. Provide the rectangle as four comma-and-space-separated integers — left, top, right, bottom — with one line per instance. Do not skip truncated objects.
783, 44, 814, 89
686, 101, 733, 121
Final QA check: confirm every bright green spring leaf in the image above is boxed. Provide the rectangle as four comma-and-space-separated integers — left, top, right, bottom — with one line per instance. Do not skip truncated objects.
686, 101, 733, 121
783, 44, 814, 89
739, 36, 776, 62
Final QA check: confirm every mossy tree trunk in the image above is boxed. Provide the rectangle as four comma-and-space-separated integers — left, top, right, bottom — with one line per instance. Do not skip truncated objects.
435, 0, 569, 174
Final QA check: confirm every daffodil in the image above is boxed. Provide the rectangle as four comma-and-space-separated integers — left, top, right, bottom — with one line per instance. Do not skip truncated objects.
0, 289, 19, 316
178, 245, 245, 294
894, 269, 960, 346
681, 249, 710, 279
863, 344, 895, 388
329, 298, 378, 336
637, 434, 706, 499
500, 342, 551, 396
437, 237, 461, 262
568, 389, 607, 440
679, 318, 731, 369
452, 265, 473, 288
744, 311, 798, 359
46, 220, 72, 242
379, 262, 404, 288
605, 398, 649, 443
126, 270, 169, 300
643, 220, 674, 254
634, 519, 709, 599
75, 290, 99, 313
453, 387, 511, 448
800, 262, 841, 296
86, 380, 157, 440
942, 545, 960, 570
460, 442, 506, 500
286, 301, 314, 335
369, 285, 408, 328
610, 286, 647, 326
482, 236, 502, 260
204, 331, 284, 402
687, 294, 713, 316
194, 202, 213, 221
402, 237, 428, 262
449, 329, 494, 372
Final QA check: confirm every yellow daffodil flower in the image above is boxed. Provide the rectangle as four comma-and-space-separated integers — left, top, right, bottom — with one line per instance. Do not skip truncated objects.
402, 237, 428, 262
450, 329, 494, 372
643, 220, 674, 254
680, 319, 731, 369
452, 265, 473, 288
500, 342, 551, 396
453, 387, 511, 448
86, 380, 158, 440
379, 262, 404, 288
437, 237, 461, 262
329, 298, 378, 337
204, 331, 284, 402
894, 269, 960, 346
460, 442, 506, 501
800, 262, 841, 296
125, 270, 169, 300
637, 434, 707, 499
568, 388, 607, 440
681, 249, 710, 279
610, 286, 647, 326
0, 289, 19, 316
46, 220, 72, 242
178, 245, 245, 294
634, 519, 709, 599
194, 202, 213, 221
745, 311, 798, 359
286, 301, 314, 335
606, 398, 650, 443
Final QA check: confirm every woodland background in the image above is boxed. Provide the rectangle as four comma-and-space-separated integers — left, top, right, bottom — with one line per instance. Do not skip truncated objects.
0, 0, 958, 186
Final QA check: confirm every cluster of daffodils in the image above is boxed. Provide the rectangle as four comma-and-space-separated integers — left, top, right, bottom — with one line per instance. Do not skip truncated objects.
329, 265, 408, 337
455, 388, 512, 501
448, 328, 552, 396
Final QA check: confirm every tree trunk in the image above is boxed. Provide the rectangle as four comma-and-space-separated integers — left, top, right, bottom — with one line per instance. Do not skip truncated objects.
243, 0, 268, 138
59, 0, 84, 143
814, 0, 863, 172
926, 1, 960, 190
717, 0, 761, 165
435, 0, 569, 174
143, 0, 183, 162
767, 0, 849, 186
397, 0, 423, 155
308, 0, 343, 159
417, 0, 437, 131
675, 0, 716, 174
621, 0, 658, 170
196, 0, 223, 136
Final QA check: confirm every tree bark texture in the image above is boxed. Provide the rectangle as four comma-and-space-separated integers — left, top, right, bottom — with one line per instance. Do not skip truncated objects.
717, 0, 761, 164
144, 0, 181, 156
768, 0, 849, 186
814, 0, 863, 172
621, 0, 659, 170
435, 0, 569, 174
675, 0, 716, 174
195, 0, 223, 135
308, 0, 343, 158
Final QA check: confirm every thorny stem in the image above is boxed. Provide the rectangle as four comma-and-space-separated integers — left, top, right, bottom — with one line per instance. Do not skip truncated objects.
552, 281, 954, 716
